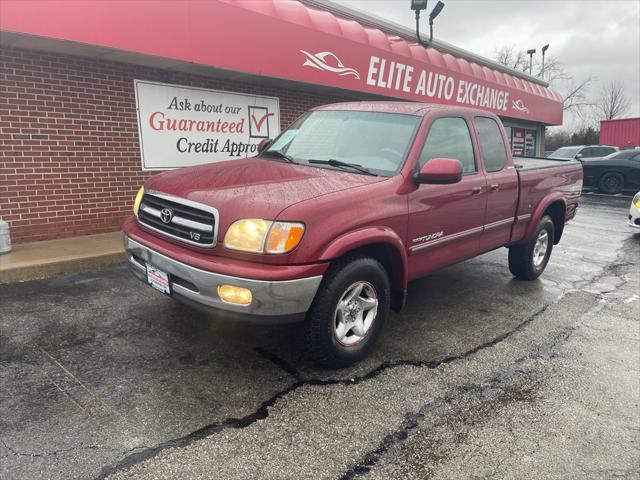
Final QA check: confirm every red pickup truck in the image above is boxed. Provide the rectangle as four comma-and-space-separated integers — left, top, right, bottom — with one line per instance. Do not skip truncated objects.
123, 102, 582, 367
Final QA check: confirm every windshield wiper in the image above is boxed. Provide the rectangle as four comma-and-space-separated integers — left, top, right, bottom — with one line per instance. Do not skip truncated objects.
261, 149, 296, 164
308, 159, 378, 176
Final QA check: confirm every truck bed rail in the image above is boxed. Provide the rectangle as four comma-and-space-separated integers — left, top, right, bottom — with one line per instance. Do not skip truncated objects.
513, 156, 580, 170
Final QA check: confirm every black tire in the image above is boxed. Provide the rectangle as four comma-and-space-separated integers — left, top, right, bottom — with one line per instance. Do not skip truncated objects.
302, 256, 390, 369
508, 215, 554, 280
598, 172, 624, 194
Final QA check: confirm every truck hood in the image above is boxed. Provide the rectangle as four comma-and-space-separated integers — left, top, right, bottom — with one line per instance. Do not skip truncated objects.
143, 157, 384, 223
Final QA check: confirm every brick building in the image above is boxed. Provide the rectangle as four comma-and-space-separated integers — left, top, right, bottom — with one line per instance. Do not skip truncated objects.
0, 0, 563, 244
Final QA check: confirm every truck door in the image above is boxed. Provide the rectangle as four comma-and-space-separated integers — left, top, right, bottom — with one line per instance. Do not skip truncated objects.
473, 116, 519, 251
407, 116, 487, 278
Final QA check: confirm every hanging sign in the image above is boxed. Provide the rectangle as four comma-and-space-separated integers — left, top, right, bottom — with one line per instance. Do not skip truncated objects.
134, 80, 280, 170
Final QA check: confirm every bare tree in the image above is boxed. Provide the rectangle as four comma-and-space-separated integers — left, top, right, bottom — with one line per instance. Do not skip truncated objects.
545, 128, 572, 151
494, 45, 592, 118
595, 81, 630, 120
535, 55, 570, 83
560, 76, 594, 115
494, 45, 528, 72
495, 45, 565, 79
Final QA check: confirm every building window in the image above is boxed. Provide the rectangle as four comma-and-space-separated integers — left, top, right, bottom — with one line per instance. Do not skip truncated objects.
505, 124, 539, 157
524, 128, 537, 157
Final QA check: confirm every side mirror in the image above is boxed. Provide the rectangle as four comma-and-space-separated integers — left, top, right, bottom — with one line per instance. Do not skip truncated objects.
414, 158, 463, 185
575, 153, 583, 159
257, 139, 272, 154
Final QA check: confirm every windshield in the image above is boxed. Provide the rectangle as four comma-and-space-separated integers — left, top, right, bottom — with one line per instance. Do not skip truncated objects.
262, 110, 421, 176
550, 146, 581, 159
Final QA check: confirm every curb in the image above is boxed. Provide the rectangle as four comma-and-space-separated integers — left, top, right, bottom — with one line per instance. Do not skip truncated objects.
0, 252, 126, 285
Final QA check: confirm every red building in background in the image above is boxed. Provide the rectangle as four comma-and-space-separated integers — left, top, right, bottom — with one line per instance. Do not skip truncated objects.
600, 118, 640, 149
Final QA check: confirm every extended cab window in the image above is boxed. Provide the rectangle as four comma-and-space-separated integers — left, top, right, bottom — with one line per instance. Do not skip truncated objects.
264, 110, 420, 176
418, 117, 476, 173
475, 117, 508, 172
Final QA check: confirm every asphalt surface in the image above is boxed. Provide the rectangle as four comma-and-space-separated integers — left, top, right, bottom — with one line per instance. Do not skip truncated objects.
1, 194, 638, 479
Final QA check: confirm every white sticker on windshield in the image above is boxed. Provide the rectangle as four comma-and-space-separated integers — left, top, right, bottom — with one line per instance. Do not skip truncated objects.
269, 129, 298, 151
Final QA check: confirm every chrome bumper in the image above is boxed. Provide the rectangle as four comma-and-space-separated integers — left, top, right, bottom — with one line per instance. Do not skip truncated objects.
123, 235, 322, 321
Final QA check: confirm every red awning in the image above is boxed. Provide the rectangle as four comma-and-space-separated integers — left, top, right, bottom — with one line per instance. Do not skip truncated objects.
0, 0, 563, 125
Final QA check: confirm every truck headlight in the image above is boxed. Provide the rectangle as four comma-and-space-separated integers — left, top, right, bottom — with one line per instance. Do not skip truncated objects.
224, 219, 271, 253
224, 219, 305, 254
133, 187, 144, 216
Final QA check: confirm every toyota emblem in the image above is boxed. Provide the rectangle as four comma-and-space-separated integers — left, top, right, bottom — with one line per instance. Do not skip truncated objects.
160, 208, 174, 224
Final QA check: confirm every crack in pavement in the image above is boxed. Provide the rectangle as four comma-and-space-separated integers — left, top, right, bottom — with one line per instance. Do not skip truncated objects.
338, 298, 608, 480
0, 437, 141, 459
94, 300, 555, 480
336, 240, 636, 479
337, 358, 531, 480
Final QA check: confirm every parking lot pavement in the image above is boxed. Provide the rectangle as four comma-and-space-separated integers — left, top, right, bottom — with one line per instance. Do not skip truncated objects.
1, 194, 638, 480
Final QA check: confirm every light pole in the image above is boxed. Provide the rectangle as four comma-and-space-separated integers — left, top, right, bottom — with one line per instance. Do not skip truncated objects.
428, 1, 445, 43
541, 44, 549, 80
411, 0, 446, 46
526, 48, 536, 75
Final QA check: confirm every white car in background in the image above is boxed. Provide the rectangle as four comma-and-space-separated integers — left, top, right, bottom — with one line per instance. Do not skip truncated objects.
630, 192, 640, 230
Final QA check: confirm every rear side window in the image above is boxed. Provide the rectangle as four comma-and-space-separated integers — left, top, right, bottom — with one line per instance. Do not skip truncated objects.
475, 117, 508, 172
594, 147, 616, 156
580, 147, 594, 157
418, 117, 476, 174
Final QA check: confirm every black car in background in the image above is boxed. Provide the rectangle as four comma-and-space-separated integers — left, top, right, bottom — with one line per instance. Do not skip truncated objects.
582, 149, 640, 194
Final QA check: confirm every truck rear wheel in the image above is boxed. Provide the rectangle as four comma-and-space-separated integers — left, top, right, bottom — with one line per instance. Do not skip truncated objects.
508, 215, 554, 280
302, 256, 390, 369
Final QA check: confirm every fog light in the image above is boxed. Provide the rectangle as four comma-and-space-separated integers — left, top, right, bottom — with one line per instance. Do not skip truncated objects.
217, 285, 252, 305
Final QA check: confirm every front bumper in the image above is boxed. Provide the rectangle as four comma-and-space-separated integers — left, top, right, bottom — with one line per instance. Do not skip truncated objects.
124, 235, 323, 323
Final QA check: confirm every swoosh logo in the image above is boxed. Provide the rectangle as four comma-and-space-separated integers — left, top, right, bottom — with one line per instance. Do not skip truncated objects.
300, 50, 361, 79
512, 99, 529, 113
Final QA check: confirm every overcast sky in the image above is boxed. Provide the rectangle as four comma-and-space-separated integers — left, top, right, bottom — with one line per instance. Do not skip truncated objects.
334, 0, 640, 130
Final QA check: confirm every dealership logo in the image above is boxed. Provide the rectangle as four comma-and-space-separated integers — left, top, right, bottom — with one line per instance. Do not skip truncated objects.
160, 208, 174, 224
300, 50, 360, 79
512, 99, 529, 113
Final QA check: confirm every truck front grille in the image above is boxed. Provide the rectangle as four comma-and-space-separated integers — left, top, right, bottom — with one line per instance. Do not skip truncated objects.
137, 191, 218, 248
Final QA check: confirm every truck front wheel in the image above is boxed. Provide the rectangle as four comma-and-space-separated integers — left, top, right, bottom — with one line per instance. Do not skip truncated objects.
508, 215, 555, 280
302, 256, 390, 368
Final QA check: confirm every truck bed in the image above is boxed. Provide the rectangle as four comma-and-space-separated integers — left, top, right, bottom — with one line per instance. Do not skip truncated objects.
513, 156, 580, 170
510, 155, 583, 244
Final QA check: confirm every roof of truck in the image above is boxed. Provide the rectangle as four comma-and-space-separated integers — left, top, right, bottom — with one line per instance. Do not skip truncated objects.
312, 101, 492, 117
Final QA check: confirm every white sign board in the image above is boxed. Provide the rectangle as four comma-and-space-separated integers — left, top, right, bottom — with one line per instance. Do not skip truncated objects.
134, 80, 280, 170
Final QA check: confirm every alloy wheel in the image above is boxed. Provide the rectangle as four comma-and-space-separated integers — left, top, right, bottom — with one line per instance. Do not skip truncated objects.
333, 281, 378, 346
532, 230, 549, 268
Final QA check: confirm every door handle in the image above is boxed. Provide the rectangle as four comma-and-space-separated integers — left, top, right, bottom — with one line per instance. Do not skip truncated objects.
490, 184, 500, 191
471, 186, 482, 194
